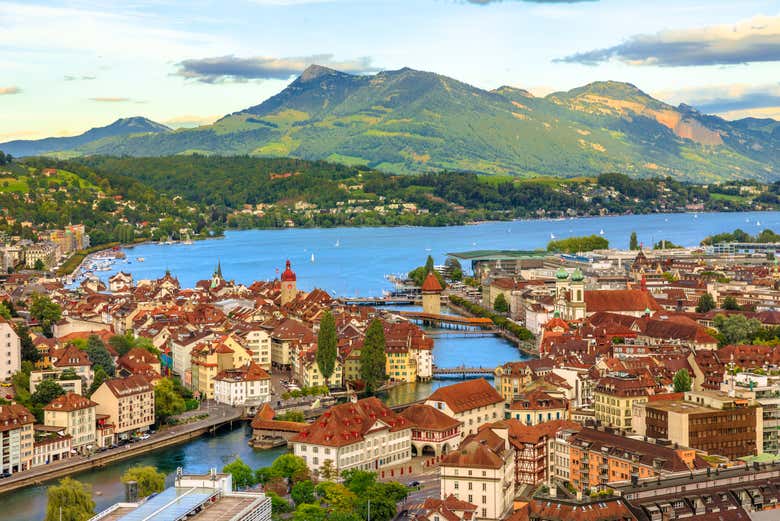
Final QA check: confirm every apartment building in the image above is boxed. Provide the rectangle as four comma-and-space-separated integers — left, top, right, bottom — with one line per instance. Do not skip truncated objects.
91, 375, 155, 440
213, 362, 271, 409
43, 392, 97, 454
593, 373, 661, 431
426, 378, 505, 438
0, 318, 20, 381
0, 403, 35, 474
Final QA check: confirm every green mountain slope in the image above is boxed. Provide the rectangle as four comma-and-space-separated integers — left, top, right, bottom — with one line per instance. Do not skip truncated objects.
0, 117, 171, 157
8, 66, 780, 181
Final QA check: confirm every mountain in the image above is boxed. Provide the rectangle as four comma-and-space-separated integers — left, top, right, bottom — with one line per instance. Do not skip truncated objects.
3, 67, 778, 181
0, 117, 171, 157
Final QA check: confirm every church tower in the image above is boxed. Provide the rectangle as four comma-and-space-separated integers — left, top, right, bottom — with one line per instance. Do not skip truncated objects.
554, 267, 570, 319
421, 271, 443, 315
569, 268, 586, 320
280, 260, 297, 306
211, 260, 224, 289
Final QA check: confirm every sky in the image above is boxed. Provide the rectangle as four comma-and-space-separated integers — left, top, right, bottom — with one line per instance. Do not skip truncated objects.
1, 0, 779, 141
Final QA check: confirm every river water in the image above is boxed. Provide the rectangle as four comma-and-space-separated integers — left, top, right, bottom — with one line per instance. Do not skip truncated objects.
10, 211, 779, 519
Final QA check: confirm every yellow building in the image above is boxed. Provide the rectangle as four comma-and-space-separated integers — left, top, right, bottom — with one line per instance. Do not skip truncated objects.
191, 336, 252, 399
386, 349, 417, 383
91, 375, 155, 440
43, 392, 97, 454
298, 352, 343, 388
593, 374, 658, 431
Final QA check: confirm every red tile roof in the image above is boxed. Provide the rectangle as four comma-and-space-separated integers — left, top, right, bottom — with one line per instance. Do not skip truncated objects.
43, 392, 97, 412
0, 403, 34, 432
427, 378, 504, 414
421, 272, 443, 292
584, 290, 662, 313
101, 375, 153, 398
400, 403, 462, 432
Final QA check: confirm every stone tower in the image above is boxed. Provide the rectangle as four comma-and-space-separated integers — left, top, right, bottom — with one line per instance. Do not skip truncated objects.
280, 259, 297, 306
421, 271, 443, 315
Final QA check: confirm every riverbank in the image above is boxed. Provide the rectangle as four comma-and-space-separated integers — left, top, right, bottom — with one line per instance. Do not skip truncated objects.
0, 403, 241, 496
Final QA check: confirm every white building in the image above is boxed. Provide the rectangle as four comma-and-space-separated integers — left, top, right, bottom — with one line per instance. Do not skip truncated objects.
213, 362, 271, 409
0, 318, 21, 381
440, 424, 516, 521
290, 397, 412, 476
425, 378, 505, 438
240, 328, 272, 370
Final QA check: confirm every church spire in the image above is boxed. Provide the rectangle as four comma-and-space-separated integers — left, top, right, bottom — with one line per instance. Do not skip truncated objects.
215, 259, 223, 278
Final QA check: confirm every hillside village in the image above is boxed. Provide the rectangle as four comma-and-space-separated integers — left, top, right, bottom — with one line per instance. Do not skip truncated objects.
2, 238, 780, 519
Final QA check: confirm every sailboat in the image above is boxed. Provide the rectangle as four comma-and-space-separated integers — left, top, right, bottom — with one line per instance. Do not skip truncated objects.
757, 221, 762, 227
599, 229, 605, 235
311, 253, 315, 263
334, 240, 340, 247
550, 233, 556, 240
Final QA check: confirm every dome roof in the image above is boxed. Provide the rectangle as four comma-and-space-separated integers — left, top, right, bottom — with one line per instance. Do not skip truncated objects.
571, 268, 584, 281
555, 267, 570, 280
281, 260, 296, 282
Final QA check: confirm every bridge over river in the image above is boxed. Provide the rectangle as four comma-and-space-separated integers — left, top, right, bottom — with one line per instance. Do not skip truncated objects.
431, 365, 496, 378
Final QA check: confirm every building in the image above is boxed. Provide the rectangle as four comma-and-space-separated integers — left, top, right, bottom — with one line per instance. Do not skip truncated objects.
0, 318, 20, 381
213, 362, 271, 410
50, 344, 94, 388
421, 271, 443, 315
191, 337, 252, 399
633, 390, 763, 460
407, 495, 478, 521
566, 428, 703, 494
501, 419, 581, 487
88, 471, 272, 521
440, 423, 516, 520
400, 403, 462, 458
43, 392, 97, 454
0, 403, 34, 474
507, 390, 568, 425
239, 327, 272, 370
24, 242, 58, 269
29, 369, 83, 395
593, 373, 660, 431
31, 425, 71, 467
426, 378, 505, 438
290, 397, 411, 476
553, 268, 586, 321
91, 375, 154, 440
280, 259, 297, 306
108, 271, 133, 292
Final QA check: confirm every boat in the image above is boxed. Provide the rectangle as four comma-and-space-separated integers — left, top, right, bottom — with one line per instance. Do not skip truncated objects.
334, 240, 340, 247
599, 229, 604, 235
310, 253, 315, 263
757, 221, 762, 227
136, 257, 145, 262
550, 233, 556, 239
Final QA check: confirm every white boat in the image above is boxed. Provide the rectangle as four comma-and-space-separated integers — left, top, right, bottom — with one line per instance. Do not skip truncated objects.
757, 221, 761, 227
550, 233, 556, 239
136, 257, 145, 262
311, 253, 315, 263
335, 240, 340, 247
599, 229, 604, 235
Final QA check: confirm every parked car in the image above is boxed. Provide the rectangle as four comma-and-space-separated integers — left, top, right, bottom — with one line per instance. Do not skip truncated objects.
0, 472, 11, 479
139, 434, 151, 441
406, 480, 421, 488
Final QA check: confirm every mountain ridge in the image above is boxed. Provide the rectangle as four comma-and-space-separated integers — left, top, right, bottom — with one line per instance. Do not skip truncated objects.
1, 67, 777, 181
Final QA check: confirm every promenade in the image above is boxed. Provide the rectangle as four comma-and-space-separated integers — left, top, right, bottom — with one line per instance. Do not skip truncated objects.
0, 401, 242, 496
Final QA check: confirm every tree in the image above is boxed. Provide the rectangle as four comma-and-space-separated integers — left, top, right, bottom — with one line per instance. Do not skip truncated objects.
45, 477, 95, 521
696, 293, 716, 313
315, 482, 356, 512
445, 256, 463, 281
154, 377, 186, 423
17, 324, 40, 363
713, 314, 763, 346
223, 457, 257, 490
342, 469, 377, 496
29, 294, 61, 337
360, 319, 386, 394
493, 293, 509, 313
88, 366, 109, 396
267, 491, 292, 514
121, 466, 165, 498
293, 504, 327, 521
276, 410, 305, 423
629, 231, 638, 250
85, 335, 115, 376
673, 369, 692, 392
547, 235, 608, 253
424, 255, 435, 274
34, 258, 45, 271
291, 480, 315, 506
0, 302, 11, 320
32, 378, 65, 405
319, 459, 337, 481
357, 489, 396, 521
316, 310, 337, 382
722, 296, 740, 310
269, 454, 308, 483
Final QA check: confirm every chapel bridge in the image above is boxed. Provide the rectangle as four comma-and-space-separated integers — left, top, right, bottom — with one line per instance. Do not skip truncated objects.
432, 365, 495, 377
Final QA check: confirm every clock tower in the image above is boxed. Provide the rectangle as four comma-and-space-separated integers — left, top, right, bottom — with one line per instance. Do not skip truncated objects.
280, 259, 297, 306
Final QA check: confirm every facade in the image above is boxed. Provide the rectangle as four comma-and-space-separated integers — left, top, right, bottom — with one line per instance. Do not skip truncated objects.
507, 391, 568, 425
0, 403, 34, 474
400, 403, 462, 457
213, 362, 271, 409
500, 419, 581, 488
290, 397, 412, 476
43, 392, 97, 453
426, 378, 505, 438
32, 426, 71, 467
241, 327, 272, 370
440, 423, 516, 521
91, 375, 154, 440
593, 373, 659, 431
29, 369, 84, 395
191, 337, 252, 399
421, 272, 443, 315
634, 390, 762, 460
280, 260, 297, 306
0, 318, 20, 381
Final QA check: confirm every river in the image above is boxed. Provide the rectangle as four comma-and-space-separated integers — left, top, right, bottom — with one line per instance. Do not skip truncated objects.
11, 211, 778, 519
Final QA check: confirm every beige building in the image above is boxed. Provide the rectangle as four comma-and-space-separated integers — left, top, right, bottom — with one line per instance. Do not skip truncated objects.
593, 373, 660, 431
43, 392, 97, 453
0, 403, 35, 474
0, 318, 20, 382
239, 327, 272, 370
426, 378, 505, 438
213, 362, 271, 409
191, 337, 252, 399
29, 369, 83, 395
440, 423, 516, 520
32, 426, 71, 467
91, 375, 155, 440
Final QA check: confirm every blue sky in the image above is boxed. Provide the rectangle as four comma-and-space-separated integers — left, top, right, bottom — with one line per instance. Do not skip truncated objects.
1, 0, 779, 140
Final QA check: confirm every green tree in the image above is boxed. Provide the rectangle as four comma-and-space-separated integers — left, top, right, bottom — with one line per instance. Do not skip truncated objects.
357, 489, 396, 521
316, 310, 337, 382
267, 491, 292, 514
293, 504, 327, 521
291, 480, 315, 506
629, 231, 638, 250
722, 296, 740, 310
223, 457, 257, 490
45, 477, 95, 521
318, 459, 337, 481
0, 302, 11, 320
493, 293, 509, 313
714, 314, 763, 346
121, 466, 165, 498
270, 454, 308, 483
88, 366, 109, 396
85, 335, 115, 376
315, 482, 356, 511
673, 369, 692, 392
32, 378, 65, 405
424, 255, 435, 274
547, 235, 608, 253
342, 469, 377, 496
29, 294, 61, 337
696, 293, 716, 313
17, 324, 40, 363
154, 377, 186, 423
360, 319, 386, 394
445, 256, 463, 281
34, 258, 45, 271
